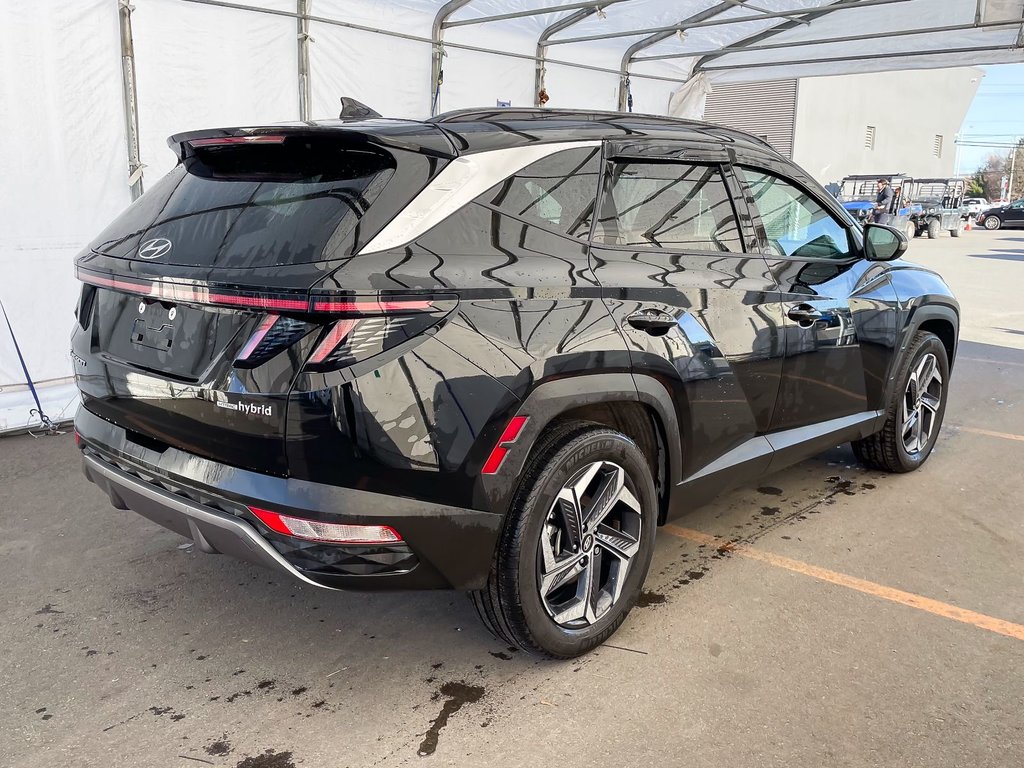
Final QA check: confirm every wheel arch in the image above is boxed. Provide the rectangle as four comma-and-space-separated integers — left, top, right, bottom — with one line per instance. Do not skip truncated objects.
476, 373, 682, 525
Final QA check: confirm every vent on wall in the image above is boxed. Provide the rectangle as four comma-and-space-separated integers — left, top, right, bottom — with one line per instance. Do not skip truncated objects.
865, 125, 876, 150
934, 134, 944, 158
702, 79, 797, 158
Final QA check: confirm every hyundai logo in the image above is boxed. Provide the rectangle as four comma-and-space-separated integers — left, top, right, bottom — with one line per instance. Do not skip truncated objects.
138, 238, 172, 260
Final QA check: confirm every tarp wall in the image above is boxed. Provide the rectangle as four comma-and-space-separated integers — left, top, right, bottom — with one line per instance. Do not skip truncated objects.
1, 0, 1021, 432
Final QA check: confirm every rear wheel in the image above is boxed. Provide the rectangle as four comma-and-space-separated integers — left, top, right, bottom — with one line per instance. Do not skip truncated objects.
853, 331, 949, 473
470, 421, 657, 658
904, 222, 916, 241
927, 218, 941, 239
950, 219, 963, 237
984, 215, 1001, 230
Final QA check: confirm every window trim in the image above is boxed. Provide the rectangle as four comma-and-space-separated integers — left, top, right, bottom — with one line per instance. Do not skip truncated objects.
736, 164, 861, 265
590, 158, 750, 255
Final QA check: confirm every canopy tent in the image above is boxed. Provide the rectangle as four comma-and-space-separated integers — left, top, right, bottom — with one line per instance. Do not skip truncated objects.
1, 0, 1022, 432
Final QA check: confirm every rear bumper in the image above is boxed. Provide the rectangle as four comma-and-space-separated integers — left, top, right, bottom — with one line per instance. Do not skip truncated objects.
82, 453, 330, 588
76, 407, 502, 590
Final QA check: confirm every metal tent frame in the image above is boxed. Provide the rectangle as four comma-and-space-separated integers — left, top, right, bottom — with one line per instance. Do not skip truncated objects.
112, 0, 1023, 199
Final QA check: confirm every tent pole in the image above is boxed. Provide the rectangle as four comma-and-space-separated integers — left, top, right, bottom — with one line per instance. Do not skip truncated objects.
702, 43, 1023, 72
297, 0, 312, 121
448, 0, 634, 29
617, 1, 740, 112
640, 19, 1024, 62
552, 0, 911, 47
535, 8, 595, 107
431, 1, 473, 117
117, 0, 144, 201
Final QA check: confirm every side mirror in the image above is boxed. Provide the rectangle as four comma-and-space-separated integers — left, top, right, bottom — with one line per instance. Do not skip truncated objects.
863, 223, 908, 262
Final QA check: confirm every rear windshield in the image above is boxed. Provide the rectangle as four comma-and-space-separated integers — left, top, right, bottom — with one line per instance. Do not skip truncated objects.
88, 137, 396, 269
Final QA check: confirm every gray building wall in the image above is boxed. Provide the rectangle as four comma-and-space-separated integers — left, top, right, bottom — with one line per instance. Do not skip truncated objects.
703, 67, 982, 187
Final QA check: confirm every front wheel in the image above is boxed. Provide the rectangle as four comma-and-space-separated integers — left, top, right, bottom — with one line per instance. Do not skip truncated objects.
853, 331, 949, 473
984, 215, 1001, 230
471, 421, 658, 658
927, 218, 942, 239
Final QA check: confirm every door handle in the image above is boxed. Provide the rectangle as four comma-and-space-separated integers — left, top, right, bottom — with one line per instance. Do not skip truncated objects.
627, 309, 678, 335
787, 304, 825, 326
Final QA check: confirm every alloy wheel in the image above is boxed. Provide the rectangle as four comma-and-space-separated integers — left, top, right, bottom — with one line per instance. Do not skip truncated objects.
901, 352, 942, 455
537, 461, 643, 628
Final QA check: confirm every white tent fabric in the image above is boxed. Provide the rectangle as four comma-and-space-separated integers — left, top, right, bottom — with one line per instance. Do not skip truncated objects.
1, 0, 1022, 432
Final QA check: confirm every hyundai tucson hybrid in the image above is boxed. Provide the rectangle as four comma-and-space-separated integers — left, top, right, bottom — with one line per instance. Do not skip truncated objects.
73, 109, 958, 657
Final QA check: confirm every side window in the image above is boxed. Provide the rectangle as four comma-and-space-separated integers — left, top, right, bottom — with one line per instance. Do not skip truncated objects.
475, 147, 601, 238
739, 168, 852, 260
594, 162, 743, 252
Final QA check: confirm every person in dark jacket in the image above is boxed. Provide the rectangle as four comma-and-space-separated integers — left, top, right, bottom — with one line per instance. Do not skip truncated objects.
873, 179, 894, 224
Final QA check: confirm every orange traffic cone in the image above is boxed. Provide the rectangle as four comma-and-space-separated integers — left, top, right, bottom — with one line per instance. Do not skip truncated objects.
965, 216, 972, 231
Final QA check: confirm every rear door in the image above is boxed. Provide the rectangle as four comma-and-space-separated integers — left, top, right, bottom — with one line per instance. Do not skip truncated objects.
591, 143, 785, 493
736, 165, 899, 434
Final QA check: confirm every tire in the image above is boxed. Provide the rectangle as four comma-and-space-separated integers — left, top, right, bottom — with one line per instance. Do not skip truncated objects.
927, 218, 941, 239
904, 222, 916, 242
852, 331, 949, 473
470, 421, 658, 658
984, 215, 1001, 230
950, 220, 963, 238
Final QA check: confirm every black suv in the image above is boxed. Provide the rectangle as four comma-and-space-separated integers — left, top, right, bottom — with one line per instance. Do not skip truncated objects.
74, 109, 958, 657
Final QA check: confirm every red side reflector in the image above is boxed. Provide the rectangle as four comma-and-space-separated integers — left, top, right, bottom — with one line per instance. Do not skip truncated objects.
248, 507, 403, 545
73, 430, 82, 448
482, 415, 529, 475
189, 135, 287, 147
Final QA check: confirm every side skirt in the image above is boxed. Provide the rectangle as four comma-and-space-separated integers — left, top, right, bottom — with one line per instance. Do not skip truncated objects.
665, 411, 883, 521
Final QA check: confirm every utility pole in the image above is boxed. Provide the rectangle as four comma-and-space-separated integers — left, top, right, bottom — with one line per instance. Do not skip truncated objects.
1009, 142, 1018, 201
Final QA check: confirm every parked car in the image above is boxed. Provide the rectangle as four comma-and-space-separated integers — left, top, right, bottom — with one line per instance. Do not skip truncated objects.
73, 109, 959, 657
964, 197, 989, 216
977, 198, 1024, 230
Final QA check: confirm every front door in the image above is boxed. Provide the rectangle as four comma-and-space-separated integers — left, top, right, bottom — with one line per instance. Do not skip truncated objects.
1003, 200, 1024, 227
737, 166, 899, 434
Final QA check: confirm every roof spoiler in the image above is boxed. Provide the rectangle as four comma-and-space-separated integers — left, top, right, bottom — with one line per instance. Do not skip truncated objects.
167, 124, 458, 162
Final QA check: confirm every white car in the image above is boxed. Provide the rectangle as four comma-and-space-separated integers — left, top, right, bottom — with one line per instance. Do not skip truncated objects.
964, 198, 990, 215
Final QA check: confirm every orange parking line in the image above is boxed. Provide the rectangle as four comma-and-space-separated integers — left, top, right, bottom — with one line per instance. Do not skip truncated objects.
957, 426, 1024, 443
663, 525, 1024, 642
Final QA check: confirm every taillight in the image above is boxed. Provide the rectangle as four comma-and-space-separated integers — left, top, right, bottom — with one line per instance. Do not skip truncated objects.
75, 268, 309, 312
248, 507, 403, 545
303, 296, 452, 372
482, 415, 529, 474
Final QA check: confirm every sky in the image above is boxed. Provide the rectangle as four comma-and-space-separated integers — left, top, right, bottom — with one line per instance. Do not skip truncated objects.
956, 63, 1024, 176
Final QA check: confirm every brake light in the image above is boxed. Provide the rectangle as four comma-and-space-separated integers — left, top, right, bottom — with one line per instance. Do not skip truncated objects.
248, 507, 403, 545
307, 319, 358, 365
303, 297, 445, 372
188, 135, 287, 147
236, 314, 279, 361
482, 416, 529, 474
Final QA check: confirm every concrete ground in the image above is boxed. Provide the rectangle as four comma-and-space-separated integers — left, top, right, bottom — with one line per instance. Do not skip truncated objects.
2, 229, 1023, 768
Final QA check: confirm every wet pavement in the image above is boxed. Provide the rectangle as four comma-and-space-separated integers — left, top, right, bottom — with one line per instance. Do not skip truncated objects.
2, 229, 1022, 767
